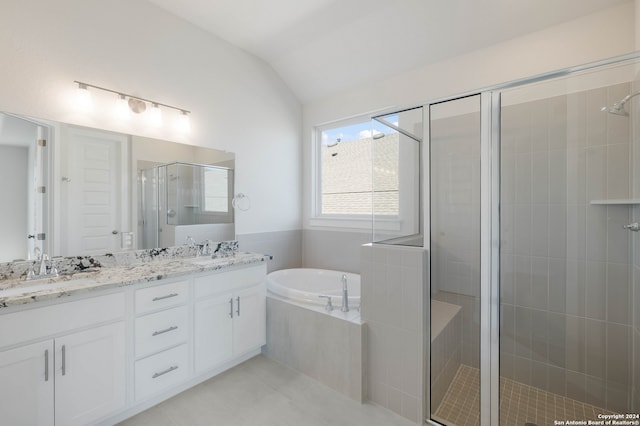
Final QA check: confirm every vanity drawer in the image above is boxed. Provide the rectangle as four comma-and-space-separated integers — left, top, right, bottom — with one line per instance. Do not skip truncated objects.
135, 280, 189, 314
135, 343, 189, 401
135, 305, 189, 358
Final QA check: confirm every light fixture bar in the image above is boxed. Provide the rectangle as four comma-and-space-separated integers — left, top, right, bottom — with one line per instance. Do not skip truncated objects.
73, 80, 190, 114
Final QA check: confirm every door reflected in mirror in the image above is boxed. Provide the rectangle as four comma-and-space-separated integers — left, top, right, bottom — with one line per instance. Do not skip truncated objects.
0, 111, 235, 263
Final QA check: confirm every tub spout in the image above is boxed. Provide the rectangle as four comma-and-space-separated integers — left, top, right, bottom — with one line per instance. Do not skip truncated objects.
341, 274, 349, 312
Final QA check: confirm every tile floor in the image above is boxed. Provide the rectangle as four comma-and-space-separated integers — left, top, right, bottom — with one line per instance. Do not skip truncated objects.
119, 355, 417, 426
434, 364, 617, 426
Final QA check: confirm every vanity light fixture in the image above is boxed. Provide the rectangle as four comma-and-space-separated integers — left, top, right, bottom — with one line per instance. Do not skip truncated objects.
114, 94, 130, 120
74, 82, 92, 110
148, 103, 162, 127
73, 81, 190, 129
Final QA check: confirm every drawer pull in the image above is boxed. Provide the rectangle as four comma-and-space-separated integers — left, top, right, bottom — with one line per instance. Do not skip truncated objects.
61, 345, 66, 376
152, 365, 178, 379
229, 298, 233, 318
152, 325, 179, 337
152, 293, 179, 302
236, 296, 240, 316
44, 349, 49, 382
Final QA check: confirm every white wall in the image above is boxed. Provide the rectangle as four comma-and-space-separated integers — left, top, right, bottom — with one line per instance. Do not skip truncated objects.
0, 0, 302, 238
302, 2, 637, 231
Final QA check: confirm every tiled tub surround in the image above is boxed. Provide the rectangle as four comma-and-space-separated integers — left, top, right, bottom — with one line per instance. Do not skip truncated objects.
264, 297, 365, 401
264, 268, 364, 401
0, 241, 271, 308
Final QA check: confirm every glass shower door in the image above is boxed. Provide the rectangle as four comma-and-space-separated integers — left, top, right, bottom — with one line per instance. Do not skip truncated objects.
429, 95, 482, 424
499, 61, 638, 424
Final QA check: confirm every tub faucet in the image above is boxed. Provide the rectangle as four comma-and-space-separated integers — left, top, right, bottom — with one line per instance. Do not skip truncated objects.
341, 274, 349, 313
319, 295, 333, 312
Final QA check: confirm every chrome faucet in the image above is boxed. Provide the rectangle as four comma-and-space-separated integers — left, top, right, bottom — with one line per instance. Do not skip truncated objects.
319, 295, 334, 312
26, 251, 58, 280
341, 274, 349, 313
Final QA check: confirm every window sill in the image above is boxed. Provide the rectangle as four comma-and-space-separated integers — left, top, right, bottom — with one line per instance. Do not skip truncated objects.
308, 216, 402, 231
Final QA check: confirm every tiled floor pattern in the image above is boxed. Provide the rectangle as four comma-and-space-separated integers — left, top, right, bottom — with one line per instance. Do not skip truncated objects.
434, 364, 617, 426
119, 355, 416, 426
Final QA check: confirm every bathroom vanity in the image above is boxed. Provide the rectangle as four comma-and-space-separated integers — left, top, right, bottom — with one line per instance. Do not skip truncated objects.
0, 249, 268, 426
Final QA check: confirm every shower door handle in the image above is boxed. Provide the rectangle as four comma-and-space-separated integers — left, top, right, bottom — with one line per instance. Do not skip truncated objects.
623, 222, 640, 232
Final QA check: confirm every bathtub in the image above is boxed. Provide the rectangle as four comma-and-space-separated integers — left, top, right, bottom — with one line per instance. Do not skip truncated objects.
264, 268, 365, 401
267, 268, 361, 314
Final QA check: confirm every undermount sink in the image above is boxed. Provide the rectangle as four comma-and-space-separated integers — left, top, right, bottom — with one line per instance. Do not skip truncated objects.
0, 277, 97, 297
185, 256, 219, 266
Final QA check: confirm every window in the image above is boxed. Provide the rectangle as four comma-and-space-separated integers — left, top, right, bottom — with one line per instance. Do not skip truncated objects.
315, 117, 399, 218
202, 167, 229, 213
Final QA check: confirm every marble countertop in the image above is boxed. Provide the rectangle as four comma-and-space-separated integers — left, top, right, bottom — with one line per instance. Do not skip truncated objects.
0, 252, 270, 309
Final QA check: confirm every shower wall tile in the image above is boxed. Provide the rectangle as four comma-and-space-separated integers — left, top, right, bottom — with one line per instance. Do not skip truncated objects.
530, 257, 549, 311
564, 315, 586, 373
585, 261, 606, 320
565, 259, 586, 317
606, 323, 630, 386
585, 376, 607, 410
566, 205, 586, 260
361, 244, 426, 423
531, 151, 549, 204
585, 319, 606, 380
586, 205, 607, 262
606, 262, 629, 325
515, 153, 532, 204
606, 206, 630, 264
586, 146, 607, 200
548, 204, 567, 258
530, 206, 549, 257
606, 143, 630, 199
548, 259, 566, 313
549, 150, 567, 204
585, 88, 607, 146
566, 148, 587, 205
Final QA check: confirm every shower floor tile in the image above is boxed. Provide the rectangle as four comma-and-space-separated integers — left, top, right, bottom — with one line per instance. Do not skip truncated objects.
433, 364, 617, 426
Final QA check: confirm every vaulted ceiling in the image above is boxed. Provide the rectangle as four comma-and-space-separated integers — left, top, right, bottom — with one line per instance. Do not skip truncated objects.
146, 0, 631, 103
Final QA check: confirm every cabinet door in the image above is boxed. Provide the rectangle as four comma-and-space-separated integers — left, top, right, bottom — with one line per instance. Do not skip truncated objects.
233, 283, 266, 356
194, 294, 233, 373
0, 340, 54, 426
55, 321, 126, 426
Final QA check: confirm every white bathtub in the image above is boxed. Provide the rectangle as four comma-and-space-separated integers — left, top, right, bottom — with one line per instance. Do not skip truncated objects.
266, 268, 361, 321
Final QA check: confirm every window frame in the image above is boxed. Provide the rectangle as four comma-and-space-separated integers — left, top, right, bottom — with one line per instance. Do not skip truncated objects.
310, 116, 402, 231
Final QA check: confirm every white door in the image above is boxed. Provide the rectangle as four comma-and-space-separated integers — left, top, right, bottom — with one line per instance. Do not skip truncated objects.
55, 322, 126, 426
0, 340, 54, 426
194, 294, 233, 373
232, 284, 266, 356
61, 126, 129, 255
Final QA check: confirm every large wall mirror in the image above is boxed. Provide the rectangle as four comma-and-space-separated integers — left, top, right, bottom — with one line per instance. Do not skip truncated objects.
0, 111, 235, 263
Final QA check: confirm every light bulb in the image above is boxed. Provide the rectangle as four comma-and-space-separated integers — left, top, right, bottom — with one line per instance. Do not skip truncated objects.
75, 83, 92, 111
176, 110, 190, 133
148, 103, 162, 126
114, 94, 130, 120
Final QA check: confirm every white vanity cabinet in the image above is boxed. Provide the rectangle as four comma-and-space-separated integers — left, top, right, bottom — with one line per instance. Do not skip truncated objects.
0, 292, 126, 426
134, 279, 191, 401
194, 264, 266, 374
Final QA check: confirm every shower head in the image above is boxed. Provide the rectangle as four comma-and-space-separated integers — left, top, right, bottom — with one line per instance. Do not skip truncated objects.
601, 103, 629, 116
601, 91, 640, 116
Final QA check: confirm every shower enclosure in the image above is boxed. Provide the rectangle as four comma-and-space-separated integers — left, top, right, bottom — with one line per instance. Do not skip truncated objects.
427, 55, 640, 425
139, 162, 234, 249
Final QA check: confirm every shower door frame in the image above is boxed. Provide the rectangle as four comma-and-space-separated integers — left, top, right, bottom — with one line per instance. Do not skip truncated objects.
424, 51, 640, 426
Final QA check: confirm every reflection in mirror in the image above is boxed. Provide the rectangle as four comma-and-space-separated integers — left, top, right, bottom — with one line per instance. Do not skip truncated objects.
0, 111, 235, 263
0, 113, 49, 262
139, 162, 234, 249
